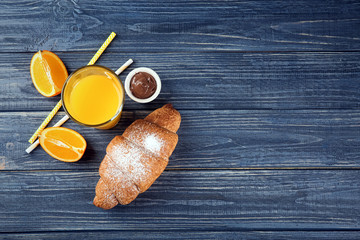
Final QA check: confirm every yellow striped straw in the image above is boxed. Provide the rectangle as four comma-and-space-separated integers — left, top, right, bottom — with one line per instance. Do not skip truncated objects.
28, 100, 62, 143
28, 32, 117, 144
88, 32, 116, 65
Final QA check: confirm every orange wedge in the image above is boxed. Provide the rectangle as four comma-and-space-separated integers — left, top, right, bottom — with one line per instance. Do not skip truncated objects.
39, 127, 86, 162
30, 50, 68, 97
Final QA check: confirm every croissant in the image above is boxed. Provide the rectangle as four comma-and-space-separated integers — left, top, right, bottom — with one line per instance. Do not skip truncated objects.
93, 104, 181, 209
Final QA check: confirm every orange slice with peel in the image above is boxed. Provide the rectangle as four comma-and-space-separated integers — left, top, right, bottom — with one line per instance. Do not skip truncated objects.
30, 50, 68, 97
39, 127, 86, 162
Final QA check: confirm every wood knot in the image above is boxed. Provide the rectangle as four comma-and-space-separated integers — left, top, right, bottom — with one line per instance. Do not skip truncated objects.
6, 142, 14, 150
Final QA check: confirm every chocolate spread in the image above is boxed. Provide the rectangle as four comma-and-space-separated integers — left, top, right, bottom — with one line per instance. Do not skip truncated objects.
130, 72, 157, 99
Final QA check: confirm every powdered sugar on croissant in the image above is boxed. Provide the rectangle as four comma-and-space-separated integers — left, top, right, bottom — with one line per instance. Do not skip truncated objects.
93, 104, 181, 209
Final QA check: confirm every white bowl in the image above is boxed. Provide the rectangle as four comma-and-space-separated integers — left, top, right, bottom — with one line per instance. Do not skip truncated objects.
124, 67, 161, 103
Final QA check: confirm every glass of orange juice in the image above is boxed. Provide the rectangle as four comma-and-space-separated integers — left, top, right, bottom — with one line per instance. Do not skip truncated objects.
62, 65, 124, 129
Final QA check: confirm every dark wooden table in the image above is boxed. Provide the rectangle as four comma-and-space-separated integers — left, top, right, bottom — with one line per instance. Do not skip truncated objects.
1, 1, 360, 239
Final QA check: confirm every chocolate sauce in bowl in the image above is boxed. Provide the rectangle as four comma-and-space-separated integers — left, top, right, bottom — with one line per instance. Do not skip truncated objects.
130, 72, 157, 99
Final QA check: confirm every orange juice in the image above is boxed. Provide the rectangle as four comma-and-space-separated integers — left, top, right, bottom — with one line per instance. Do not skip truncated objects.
62, 65, 124, 129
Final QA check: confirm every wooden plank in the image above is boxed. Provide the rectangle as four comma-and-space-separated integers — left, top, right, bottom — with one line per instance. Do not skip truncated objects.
2, 109, 360, 171
1, 1, 360, 52
1, 52, 360, 111
0, 170, 359, 232
2, 231, 360, 240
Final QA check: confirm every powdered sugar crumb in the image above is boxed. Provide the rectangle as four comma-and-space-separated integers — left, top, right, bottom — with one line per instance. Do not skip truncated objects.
144, 134, 163, 154
105, 161, 137, 201
125, 121, 165, 157
111, 140, 150, 183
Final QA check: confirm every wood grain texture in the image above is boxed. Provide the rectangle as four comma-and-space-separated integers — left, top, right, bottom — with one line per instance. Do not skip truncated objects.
1, 0, 360, 237
1, 52, 360, 111
1, 0, 360, 52
0, 170, 359, 232
2, 231, 360, 240
2, 110, 360, 171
